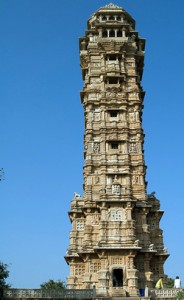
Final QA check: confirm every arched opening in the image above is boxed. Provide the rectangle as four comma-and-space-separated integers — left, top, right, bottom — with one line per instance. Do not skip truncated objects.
117, 16, 121, 21
117, 30, 122, 37
113, 269, 123, 287
109, 30, 115, 37
102, 30, 108, 38
109, 15, 114, 21
102, 16, 107, 21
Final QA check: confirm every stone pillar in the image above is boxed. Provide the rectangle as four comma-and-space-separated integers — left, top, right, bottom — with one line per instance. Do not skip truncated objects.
122, 28, 126, 37
144, 254, 153, 288
97, 270, 108, 296
81, 39, 87, 50
126, 202, 133, 220
138, 40, 143, 51
99, 28, 102, 38
82, 273, 92, 289
84, 225, 92, 247
127, 255, 139, 296
99, 221, 107, 243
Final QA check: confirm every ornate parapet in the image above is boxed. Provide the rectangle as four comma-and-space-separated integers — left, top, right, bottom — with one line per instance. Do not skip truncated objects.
3, 288, 96, 299
150, 288, 183, 299
3, 288, 183, 299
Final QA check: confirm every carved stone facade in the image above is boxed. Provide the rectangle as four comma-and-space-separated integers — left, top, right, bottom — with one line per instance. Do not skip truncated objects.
65, 3, 169, 298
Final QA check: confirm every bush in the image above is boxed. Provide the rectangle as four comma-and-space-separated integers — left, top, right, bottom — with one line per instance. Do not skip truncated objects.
175, 290, 184, 300
40, 279, 66, 290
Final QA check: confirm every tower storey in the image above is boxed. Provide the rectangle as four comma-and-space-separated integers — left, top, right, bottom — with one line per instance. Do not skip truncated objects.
65, 3, 169, 297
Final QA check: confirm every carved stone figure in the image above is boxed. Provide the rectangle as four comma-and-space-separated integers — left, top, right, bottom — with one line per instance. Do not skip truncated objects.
74, 192, 81, 198
93, 142, 100, 153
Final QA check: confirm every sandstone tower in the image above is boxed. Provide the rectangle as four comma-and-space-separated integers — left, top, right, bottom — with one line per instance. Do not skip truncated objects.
65, 3, 169, 297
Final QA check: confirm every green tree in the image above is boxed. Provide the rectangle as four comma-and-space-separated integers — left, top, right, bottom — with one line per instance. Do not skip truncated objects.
0, 262, 10, 290
165, 277, 174, 288
40, 279, 66, 290
175, 290, 184, 300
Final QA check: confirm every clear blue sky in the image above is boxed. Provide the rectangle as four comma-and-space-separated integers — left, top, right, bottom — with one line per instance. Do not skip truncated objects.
0, 0, 184, 288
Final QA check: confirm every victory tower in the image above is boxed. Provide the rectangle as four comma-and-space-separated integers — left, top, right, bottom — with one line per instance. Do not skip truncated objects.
65, 3, 169, 298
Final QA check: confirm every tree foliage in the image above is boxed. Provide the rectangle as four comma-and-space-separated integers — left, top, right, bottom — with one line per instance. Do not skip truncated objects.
40, 279, 66, 290
175, 290, 184, 300
165, 277, 174, 288
0, 262, 10, 289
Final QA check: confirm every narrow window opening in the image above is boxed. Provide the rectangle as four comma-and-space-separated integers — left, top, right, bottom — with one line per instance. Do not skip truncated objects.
109, 16, 114, 21
113, 269, 123, 287
109, 30, 115, 37
111, 142, 119, 149
117, 16, 121, 21
109, 54, 117, 61
109, 77, 118, 84
117, 30, 122, 37
102, 30, 108, 38
110, 110, 118, 118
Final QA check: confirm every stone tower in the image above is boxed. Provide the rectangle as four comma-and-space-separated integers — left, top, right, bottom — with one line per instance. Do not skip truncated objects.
65, 3, 169, 298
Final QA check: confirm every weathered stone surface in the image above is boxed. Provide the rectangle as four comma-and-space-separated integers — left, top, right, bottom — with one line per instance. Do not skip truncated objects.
65, 4, 169, 298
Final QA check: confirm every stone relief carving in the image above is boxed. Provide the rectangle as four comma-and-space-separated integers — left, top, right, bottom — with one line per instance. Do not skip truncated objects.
148, 191, 156, 198
93, 62, 101, 67
134, 240, 139, 247
97, 42, 105, 51
93, 142, 100, 153
88, 111, 94, 121
129, 111, 139, 122
76, 220, 84, 231
127, 84, 139, 92
87, 176, 92, 185
90, 77, 101, 84
148, 244, 154, 251
112, 184, 121, 195
116, 92, 126, 99
129, 142, 137, 153
74, 192, 81, 198
88, 84, 101, 91
94, 112, 100, 121
91, 214, 100, 225
80, 55, 89, 68
114, 175, 118, 182
95, 176, 99, 184
132, 175, 143, 185
106, 87, 121, 93
88, 93, 98, 100
81, 40, 87, 51
106, 90, 126, 101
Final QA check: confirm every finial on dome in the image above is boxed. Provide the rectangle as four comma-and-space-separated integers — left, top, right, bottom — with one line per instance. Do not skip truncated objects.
104, 3, 123, 9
